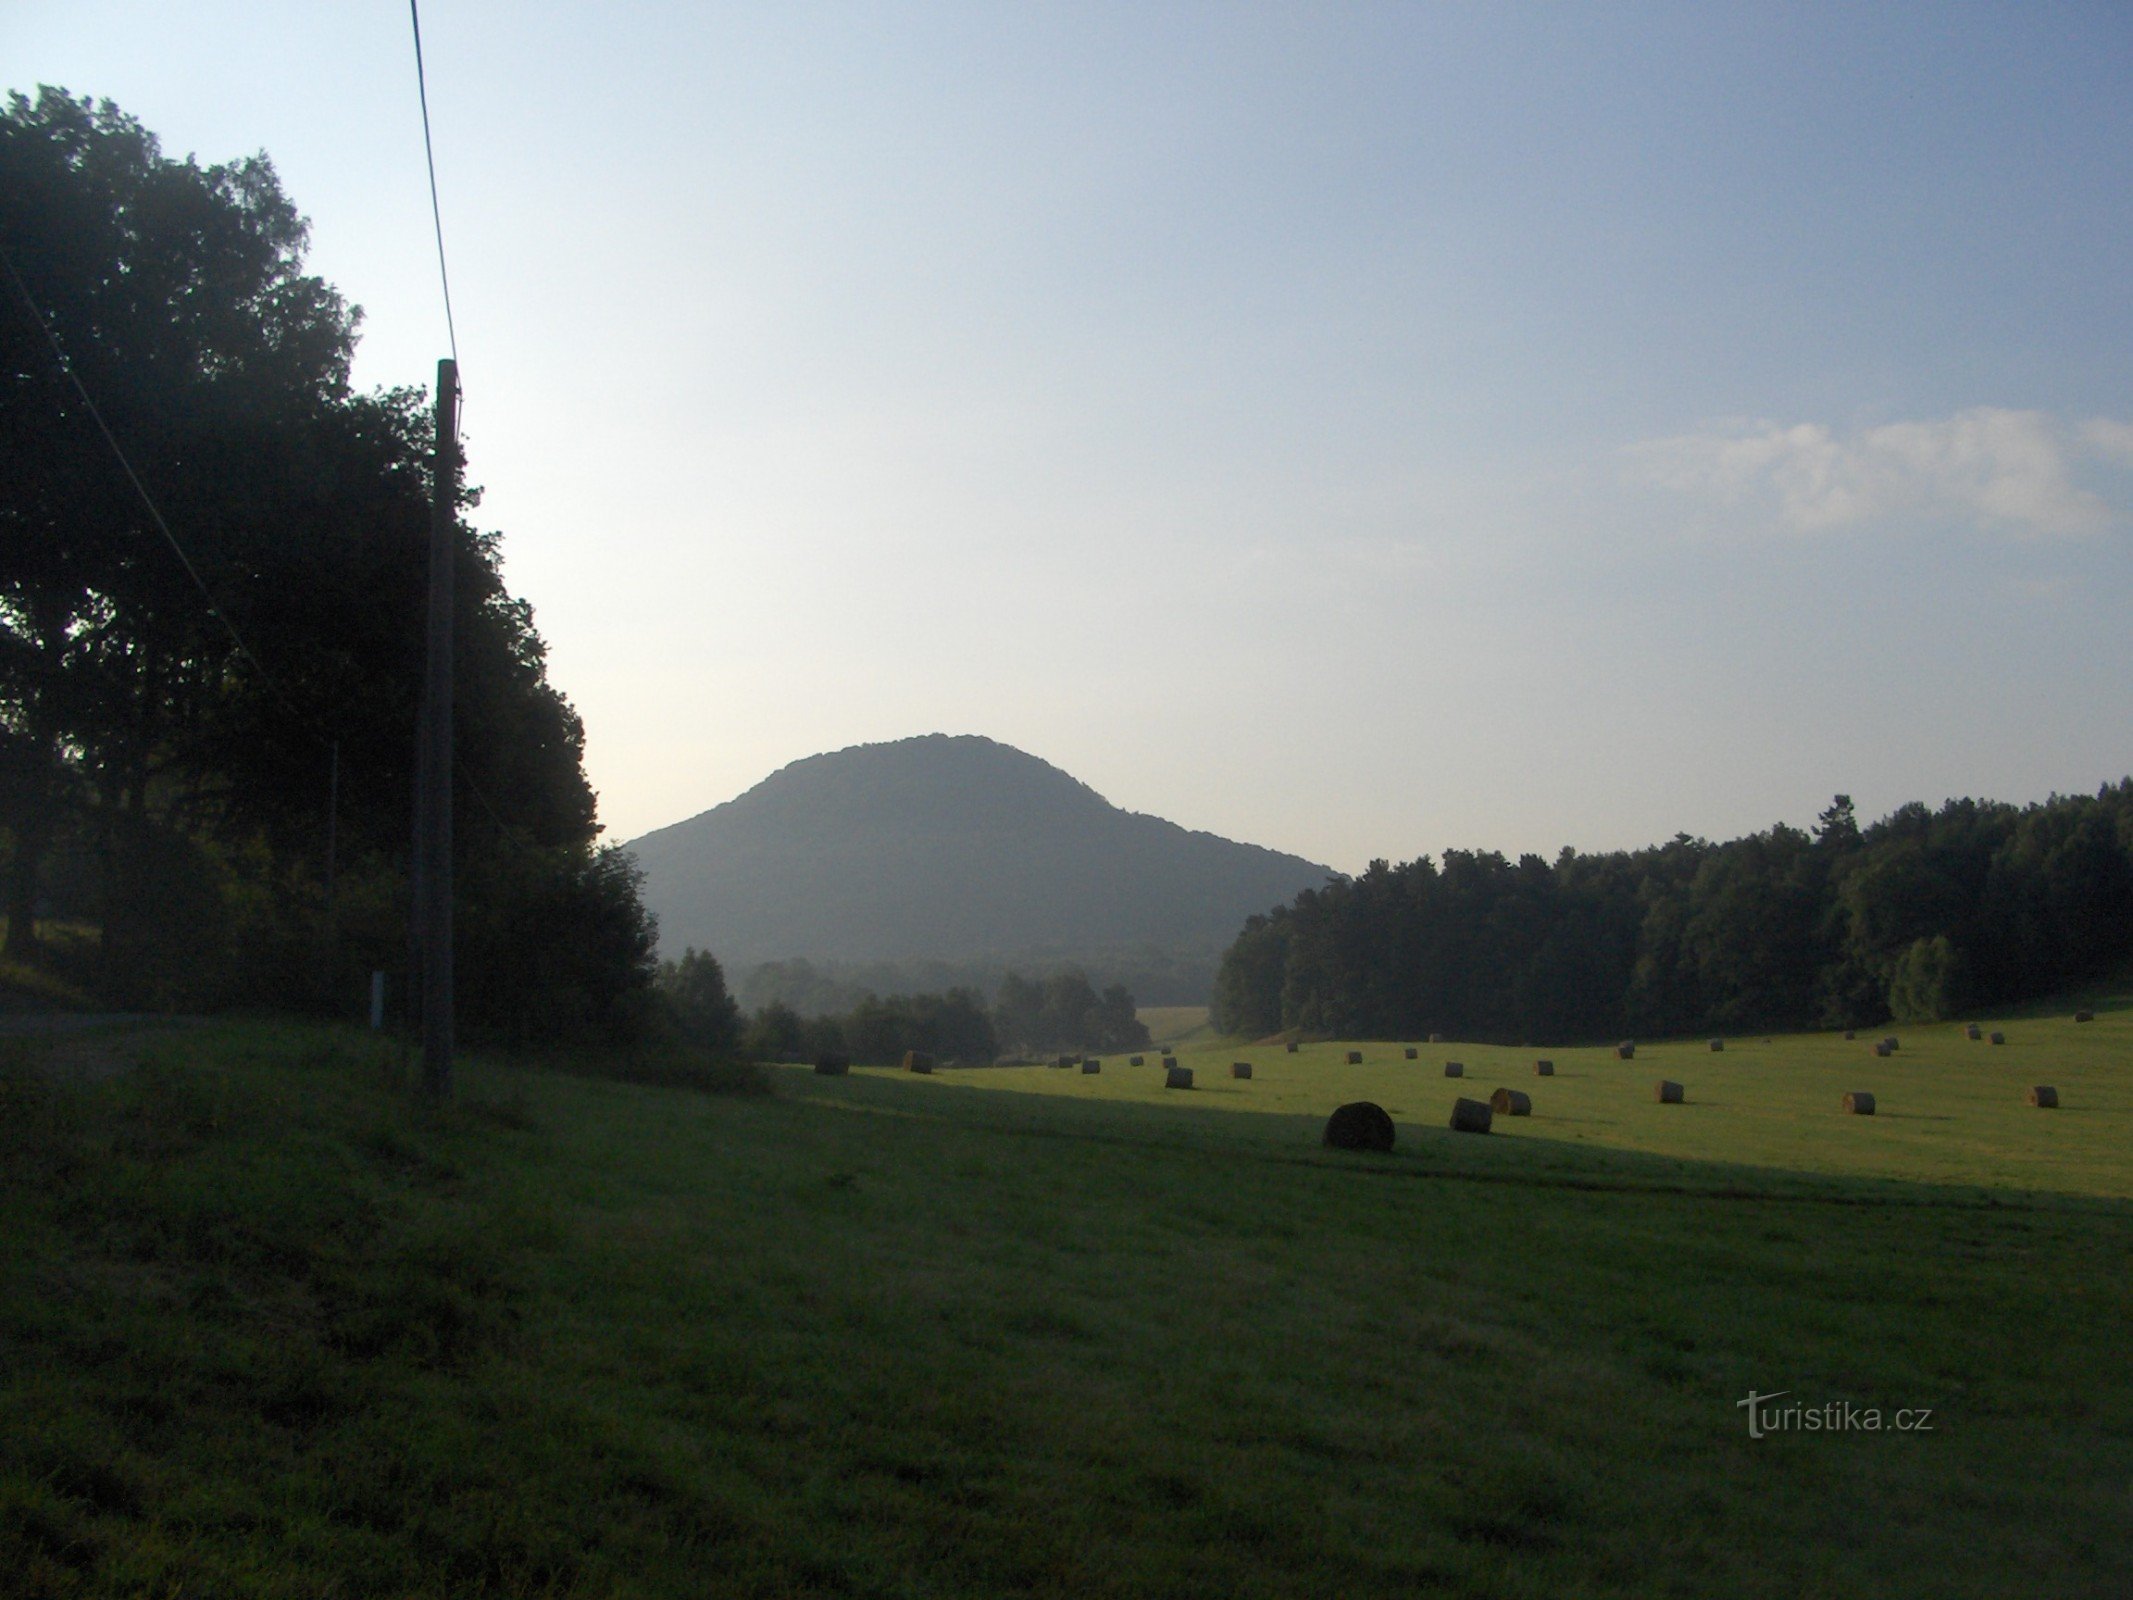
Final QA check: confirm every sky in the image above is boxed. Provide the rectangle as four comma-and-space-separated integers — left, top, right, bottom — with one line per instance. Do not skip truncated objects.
10, 2, 2132, 875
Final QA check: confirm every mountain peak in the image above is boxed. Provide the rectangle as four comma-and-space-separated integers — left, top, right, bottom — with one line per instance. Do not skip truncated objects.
624, 735, 1332, 973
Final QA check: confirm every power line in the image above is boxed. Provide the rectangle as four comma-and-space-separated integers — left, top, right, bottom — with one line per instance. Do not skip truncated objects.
408, 0, 460, 371
6, 244, 510, 835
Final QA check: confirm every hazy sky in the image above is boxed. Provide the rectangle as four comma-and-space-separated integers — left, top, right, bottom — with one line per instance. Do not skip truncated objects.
12, 3, 2132, 875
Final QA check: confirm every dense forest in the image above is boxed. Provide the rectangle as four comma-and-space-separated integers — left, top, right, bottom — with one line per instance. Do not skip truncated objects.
0, 89, 655, 1036
1213, 789, 2133, 1045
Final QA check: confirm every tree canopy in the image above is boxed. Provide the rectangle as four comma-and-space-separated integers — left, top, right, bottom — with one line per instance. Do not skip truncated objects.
1, 88, 651, 1033
1213, 787, 2133, 1044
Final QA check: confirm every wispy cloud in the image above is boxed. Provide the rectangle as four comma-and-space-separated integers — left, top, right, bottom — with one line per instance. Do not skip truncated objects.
1630, 408, 2131, 537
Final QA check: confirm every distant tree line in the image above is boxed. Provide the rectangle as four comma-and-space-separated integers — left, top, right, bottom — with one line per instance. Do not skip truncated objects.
1, 90, 656, 1037
735, 947, 1218, 1016
1212, 788, 2133, 1045
662, 959, 1154, 1067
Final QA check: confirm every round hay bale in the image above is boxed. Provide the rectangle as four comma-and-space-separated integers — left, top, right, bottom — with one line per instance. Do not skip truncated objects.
2074, 1010, 2095, 1023
1709, 1038, 1725, 1052
1160, 1055, 1177, 1070
1345, 1050, 1364, 1065
1443, 1060, 1464, 1078
1882, 1036, 1900, 1051
1489, 1087, 1532, 1116
1615, 1041, 1637, 1060
1323, 1100, 1395, 1151
1081, 1058, 1101, 1074
1843, 1030, 1856, 1041
1872, 1041, 1892, 1057
1965, 1024, 1982, 1041
1448, 1097, 1493, 1134
1129, 1054, 1145, 1067
1403, 1046, 1418, 1060
903, 1051, 935, 1075
1052, 1054, 1076, 1069
1653, 1079, 1684, 1104
1285, 1040, 1299, 1054
1164, 1065, 1194, 1090
1230, 1060, 1253, 1080
1843, 1091, 1876, 1115
1428, 1033, 1443, 1044
1989, 1031, 2006, 1045
812, 1053, 850, 1076
1533, 1059, 1555, 1076
2027, 1085, 2059, 1108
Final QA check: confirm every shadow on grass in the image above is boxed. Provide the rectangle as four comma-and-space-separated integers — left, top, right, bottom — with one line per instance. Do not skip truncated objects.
768, 1062, 2133, 1218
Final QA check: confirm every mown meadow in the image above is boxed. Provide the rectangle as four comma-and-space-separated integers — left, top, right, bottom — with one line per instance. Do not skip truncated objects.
2, 1002, 2128, 1597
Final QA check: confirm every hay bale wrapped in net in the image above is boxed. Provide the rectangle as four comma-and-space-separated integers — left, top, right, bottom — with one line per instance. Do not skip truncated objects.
1129, 1054, 1145, 1067
1709, 1039, 1725, 1052
1230, 1061, 1253, 1080
1843, 1091, 1875, 1115
2075, 1010, 2095, 1023
1872, 1041, 1892, 1057
903, 1051, 935, 1075
2027, 1085, 2059, 1108
1286, 1041, 1300, 1053
1534, 1059, 1555, 1076
1164, 1065, 1194, 1089
1448, 1097, 1493, 1134
1345, 1050, 1364, 1065
1081, 1058, 1101, 1074
1616, 1041, 1637, 1060
1653, 1079, 1684, 1104
1404, 1047, 1418, 1060
1989, 1031, 2005, 1045
1490, 1087, 1532, 1116
1323, 1101, 1395, 1151
1443, 1061, 1464, 1078
813, 1053, 850, 1076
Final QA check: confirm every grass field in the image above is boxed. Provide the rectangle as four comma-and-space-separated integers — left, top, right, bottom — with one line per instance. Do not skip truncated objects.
995, 1005, 2133, 1201
1133, 1005, 1214, 1047
3, 1008, 2129, 1596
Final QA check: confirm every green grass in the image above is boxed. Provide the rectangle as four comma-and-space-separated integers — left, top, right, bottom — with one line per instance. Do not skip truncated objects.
1136, 1005, 1214, 1046
2, 1013, 2129, 1597
962, 1003, 2133, 1201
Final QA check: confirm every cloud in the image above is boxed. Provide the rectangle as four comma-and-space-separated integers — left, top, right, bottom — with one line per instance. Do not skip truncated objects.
2080, 416, 2133, 466
1630, 408, 2131, 538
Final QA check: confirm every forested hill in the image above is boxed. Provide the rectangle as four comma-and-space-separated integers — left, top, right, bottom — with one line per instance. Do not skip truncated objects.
623, 736, 1334, 975
1214, 787, 2133, 1045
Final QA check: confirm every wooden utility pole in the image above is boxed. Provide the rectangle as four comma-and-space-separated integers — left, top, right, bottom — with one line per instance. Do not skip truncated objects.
416, 358, 458, 1098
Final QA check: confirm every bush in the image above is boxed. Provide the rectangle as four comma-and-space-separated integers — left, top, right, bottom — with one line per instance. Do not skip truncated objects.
1888, 935, 1964, 1024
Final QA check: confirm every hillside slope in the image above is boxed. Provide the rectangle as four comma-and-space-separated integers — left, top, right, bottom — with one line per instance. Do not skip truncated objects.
622, 735, 1334, 971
